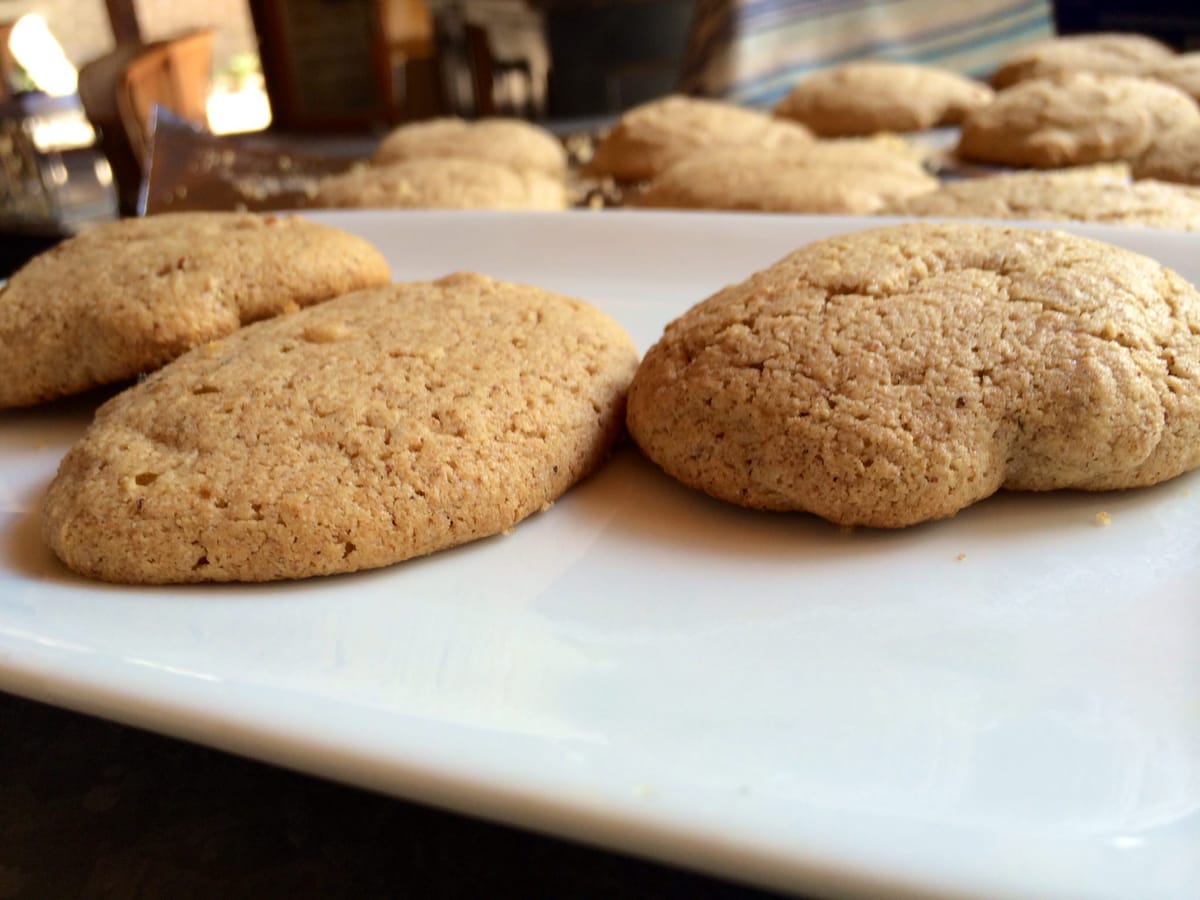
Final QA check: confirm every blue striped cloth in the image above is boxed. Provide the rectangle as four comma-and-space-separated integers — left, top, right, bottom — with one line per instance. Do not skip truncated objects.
679, 0, 1054, 107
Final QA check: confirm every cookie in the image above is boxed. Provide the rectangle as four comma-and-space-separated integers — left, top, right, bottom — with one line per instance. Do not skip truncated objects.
588, 94, 814, 183
313, 158, 567, 210
635, 143, 938, 214
42, 273, 640, 583
626, 222, 1200, 527
1133, 123, 1200, 185
372, 117, 568, 178
957, 73, 1200, 168
0, 212, 391, 410
991, 32, 1176, 89
885, 170, 1200, 229
1148, 52, 1200, 102
773, 61, 994, 135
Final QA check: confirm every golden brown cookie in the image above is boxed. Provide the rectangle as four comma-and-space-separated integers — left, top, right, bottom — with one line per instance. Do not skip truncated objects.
957, 73, 1200, 168
991, 31, 1176, 88
627, 222, 1200, 527
1148, 52, 1200, 102
635, 143, 937, 214
313, 158, 567, 210
588, 94, 814, 183
372, 116, 568, 177
0, 212, 391, 410
42, 273, 640, 583
1133, 123, 1200, 184
773, 61, 994, 135
884, 170, 1200, 229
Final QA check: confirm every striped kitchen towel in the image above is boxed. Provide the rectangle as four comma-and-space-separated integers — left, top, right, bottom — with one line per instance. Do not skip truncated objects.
679, 0, 1054, 106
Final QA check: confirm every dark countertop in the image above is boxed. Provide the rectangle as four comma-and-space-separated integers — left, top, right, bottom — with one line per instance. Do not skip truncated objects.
0, 690, 795, 899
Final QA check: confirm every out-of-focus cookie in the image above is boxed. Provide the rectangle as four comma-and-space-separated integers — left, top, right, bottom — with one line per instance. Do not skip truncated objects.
884, 170, 1200, 229
42, 273, 640, 584
1148, 53, 1200, 102
991, 31, 1176, 88
313, 158, 566, 210
0, 212, 391, 410
773, 61, 994, 135
957, 73, 1200, 168
589, 94, 814, 183
372, 117, 568, 178
635, 143, 937, 213
1133, 123, 1200, 184
626, 222, 1200, 527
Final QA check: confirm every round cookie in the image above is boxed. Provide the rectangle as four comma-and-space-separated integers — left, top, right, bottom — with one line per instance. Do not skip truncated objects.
1133, 124, 1200, 185
372, 117, 568, 178
885, 170, 1200, 229
588, 94, 814, 183
991, 32, 1176, 88
773, 61, 994, 136
957, 72, 1200, 168
42, 273, 640, 584
0, 212, 391, 410
313, 158, 566, 210
626, 222, 1200, 528
635, 143, 937, 214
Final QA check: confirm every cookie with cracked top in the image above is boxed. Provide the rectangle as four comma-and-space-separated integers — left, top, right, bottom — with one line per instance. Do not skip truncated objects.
773, 61, 994, 136
43, 273, 640, 583
626, 222, 1200, 527
0, 212, 391, 410
957, 72, 1200, 168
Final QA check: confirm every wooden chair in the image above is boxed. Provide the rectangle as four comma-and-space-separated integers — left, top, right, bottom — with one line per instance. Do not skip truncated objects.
463, 22, 535, 118
116, 28, 213, 166
77, 29, 213, 215
374, 0, 446, 123
0, 21, 19, 100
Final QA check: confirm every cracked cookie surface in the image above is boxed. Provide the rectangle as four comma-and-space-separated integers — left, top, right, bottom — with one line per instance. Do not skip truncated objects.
0, 212, 391, 409
42, 273, 640, 583
626, 222, 1200, 527
589, 95, 814, 183
773, 61, 994, 135
957, 72, 1200, 168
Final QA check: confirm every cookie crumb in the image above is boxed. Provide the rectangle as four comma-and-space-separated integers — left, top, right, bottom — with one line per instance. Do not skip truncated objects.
956, 552, 967, 561
1095, 511, 1112, 527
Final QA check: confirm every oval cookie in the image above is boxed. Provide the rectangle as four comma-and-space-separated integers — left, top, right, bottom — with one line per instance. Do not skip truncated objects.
372, 117, 568, 178
773, 61, 994, 136
0, 212, 391, 409
991, 32, 1176, 88
957, 73, 1200, 168
589, 94, 814, 183
635, 143, 937, 214
42, 273, 640, 583
313, 157, 566, 210
627, 223, 1200, 527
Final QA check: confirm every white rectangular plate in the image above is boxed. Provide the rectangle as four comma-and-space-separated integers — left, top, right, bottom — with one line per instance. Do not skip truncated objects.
2, 211, 1198, 900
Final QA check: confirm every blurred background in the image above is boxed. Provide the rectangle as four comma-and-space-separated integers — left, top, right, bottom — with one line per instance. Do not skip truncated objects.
2, 0, 1199, 259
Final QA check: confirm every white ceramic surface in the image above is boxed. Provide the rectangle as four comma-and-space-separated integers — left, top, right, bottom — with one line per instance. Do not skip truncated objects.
2, 211, 1198, 900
